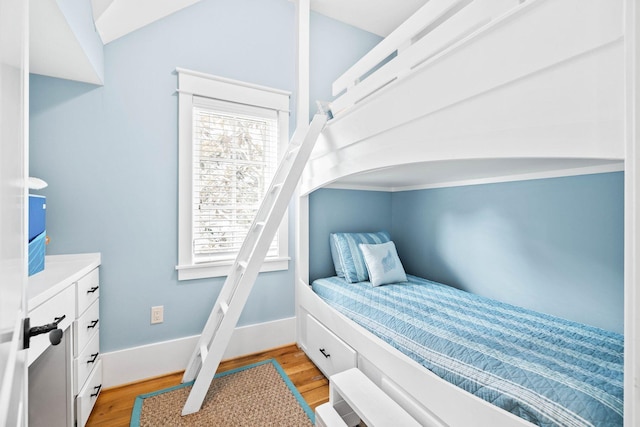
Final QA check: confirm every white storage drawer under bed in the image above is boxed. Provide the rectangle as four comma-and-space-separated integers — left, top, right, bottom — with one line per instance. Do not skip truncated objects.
305, 313, 356, 377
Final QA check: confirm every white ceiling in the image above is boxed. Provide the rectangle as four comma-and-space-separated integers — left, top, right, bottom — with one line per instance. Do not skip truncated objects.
91, 0, 426, 45
30, 0, 426, 84
30, 0, 104, 84
92, 0, 201, 45
310, 0, 428, 37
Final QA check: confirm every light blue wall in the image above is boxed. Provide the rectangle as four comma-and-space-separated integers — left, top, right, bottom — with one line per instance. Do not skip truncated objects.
309, 12, 379, 120
309, 189, 392, 282
309, 173, 624, 333
29, 0, 381, 353
391, 172, 624, 333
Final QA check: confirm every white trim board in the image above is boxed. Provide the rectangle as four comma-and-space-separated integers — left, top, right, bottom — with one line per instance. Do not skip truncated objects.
325, 162, 625, 193
100, 317, 296, 388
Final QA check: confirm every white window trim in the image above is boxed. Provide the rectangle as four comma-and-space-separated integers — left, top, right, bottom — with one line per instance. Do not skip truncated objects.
176, 68, 291, 281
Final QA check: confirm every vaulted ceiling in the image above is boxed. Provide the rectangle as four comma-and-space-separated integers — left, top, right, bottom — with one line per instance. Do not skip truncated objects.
89, 0, 428, 44
29, 0, 428, 85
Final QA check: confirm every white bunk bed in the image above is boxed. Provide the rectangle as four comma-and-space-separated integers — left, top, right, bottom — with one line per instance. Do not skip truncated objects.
296, 0, 632, 426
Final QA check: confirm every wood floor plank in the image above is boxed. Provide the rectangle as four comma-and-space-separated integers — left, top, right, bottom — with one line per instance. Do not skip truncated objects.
86, 344, 328, 426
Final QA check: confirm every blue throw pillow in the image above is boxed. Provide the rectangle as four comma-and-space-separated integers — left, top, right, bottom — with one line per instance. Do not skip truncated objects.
359, 241, 408, 287
330, 231, 391, 283
329, 237, 344, 278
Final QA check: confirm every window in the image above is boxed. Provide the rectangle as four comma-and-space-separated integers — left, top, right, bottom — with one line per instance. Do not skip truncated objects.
176, 69, 290, 280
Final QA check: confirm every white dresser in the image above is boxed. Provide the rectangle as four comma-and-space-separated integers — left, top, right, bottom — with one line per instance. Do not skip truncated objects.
27, 253, 102, 427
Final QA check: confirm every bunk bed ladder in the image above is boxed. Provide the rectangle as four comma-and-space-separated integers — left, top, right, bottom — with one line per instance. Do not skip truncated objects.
180, 112, 328, 416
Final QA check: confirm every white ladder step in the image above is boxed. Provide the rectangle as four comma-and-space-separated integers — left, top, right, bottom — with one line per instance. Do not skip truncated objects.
330, 368, 421, 427
219, 301, 229, 315
199, 345, 208, 363
286, 145, 300, 159
271, 183, 283, 194
315, 402, 348, 427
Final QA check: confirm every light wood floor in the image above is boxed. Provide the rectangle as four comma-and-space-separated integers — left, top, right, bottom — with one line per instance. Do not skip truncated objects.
86, 344, 329, 426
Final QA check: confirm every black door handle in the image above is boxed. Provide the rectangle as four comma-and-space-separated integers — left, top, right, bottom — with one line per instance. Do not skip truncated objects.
23, 315, 66, 349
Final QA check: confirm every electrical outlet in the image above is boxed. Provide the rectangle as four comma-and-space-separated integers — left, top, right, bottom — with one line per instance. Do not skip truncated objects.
151, 306, 164, 324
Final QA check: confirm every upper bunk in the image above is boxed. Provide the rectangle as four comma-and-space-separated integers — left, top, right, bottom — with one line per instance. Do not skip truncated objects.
300, 0, 625, 195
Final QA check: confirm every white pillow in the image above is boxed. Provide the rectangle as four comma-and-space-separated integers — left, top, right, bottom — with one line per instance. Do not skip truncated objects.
359, 241, 408, 287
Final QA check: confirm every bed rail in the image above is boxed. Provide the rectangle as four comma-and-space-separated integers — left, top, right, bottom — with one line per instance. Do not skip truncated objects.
330, 0, 523, 117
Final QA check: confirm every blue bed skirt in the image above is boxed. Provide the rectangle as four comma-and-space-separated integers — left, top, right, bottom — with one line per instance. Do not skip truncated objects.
312, 275, 623, 427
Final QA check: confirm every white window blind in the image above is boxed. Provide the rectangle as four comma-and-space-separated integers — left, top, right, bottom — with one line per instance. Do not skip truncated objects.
177, 68, 290, 280
192, 97, 278, 263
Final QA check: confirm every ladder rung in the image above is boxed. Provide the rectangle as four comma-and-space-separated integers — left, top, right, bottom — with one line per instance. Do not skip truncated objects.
220, 301, 229, 315
271, 183, 283, 193
254, 221, 266, 231
237, 261, 248, 272
290, 135, 303, 147
199, 345, 208, 363
286, 146, 300, 159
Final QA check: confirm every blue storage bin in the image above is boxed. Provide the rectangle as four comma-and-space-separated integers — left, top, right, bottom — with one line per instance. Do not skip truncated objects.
29, 195, 46, 241
28, 231, 46, 276
28, 194, 46, 276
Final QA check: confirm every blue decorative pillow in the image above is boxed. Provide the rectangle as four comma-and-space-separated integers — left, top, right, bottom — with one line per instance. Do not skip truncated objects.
330, 231, 391, 283
359, 241, 408, 287
329, 237, 344, 278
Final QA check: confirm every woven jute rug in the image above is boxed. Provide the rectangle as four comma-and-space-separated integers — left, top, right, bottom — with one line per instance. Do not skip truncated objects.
130, 359, 314, 427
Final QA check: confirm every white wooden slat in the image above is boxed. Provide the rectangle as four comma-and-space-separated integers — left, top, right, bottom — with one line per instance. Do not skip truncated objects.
331, 0, 520, 115
332, 0, 466, 96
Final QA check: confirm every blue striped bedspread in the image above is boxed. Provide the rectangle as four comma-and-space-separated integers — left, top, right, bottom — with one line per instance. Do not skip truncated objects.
311, 275, 623, 427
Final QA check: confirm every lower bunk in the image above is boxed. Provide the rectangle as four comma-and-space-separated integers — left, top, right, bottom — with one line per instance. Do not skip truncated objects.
297, 274, 623, 427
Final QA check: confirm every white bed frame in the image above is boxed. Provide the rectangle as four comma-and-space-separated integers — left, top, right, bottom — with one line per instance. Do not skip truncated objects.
296, 0, 638, 425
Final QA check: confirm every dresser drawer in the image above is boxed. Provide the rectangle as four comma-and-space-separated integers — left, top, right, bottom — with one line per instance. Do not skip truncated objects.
76, 268, 99, 315
74, 330, 100, 395
305, 314, 357, 377
77, 359, 102, 427
28, 285, 75, 365
74, 298, 99, 355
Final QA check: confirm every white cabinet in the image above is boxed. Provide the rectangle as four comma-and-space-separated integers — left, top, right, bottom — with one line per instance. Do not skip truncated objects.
73, 267, 101, 423
27, 284, 75, 366
28, 253, 102, 427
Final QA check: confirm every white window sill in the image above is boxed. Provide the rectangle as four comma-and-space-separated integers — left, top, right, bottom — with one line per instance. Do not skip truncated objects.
176, 257, 290, 281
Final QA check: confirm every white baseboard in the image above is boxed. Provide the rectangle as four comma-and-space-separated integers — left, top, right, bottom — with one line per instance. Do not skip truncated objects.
100, 316, 296, 388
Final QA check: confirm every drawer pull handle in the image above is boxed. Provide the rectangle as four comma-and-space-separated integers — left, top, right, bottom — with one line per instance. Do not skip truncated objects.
319, 348, 331, 358
90, 384, 102, 398
88, 319, 99, 329
87, 352, 99, 364
87, 285, 99, 294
